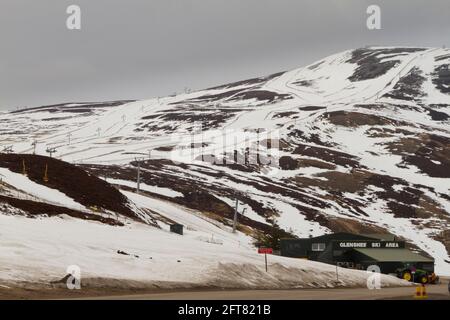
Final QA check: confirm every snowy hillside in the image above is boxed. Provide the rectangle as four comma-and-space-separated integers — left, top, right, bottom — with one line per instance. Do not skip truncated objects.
1, 47, 450, 278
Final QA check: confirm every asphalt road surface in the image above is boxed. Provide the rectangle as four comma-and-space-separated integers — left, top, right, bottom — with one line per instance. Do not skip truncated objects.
87, 283, 450, 300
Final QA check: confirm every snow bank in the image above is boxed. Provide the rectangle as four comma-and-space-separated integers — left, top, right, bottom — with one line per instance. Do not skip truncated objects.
0, 214, 407, 289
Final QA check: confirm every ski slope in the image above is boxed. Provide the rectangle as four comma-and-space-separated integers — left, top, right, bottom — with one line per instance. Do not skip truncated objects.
1, 46, 449, 277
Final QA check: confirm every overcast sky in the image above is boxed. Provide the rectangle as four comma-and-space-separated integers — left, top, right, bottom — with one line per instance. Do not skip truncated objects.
1, 0, 449, 110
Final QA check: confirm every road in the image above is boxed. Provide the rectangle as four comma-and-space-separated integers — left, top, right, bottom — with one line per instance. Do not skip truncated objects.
86, 283, 450, 300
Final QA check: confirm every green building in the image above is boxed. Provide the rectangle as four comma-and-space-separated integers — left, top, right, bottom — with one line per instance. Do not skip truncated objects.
280, 232, 434, 274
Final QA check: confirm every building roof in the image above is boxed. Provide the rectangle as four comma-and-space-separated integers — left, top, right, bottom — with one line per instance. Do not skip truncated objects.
354, 248, 434, 263
306, 232, 376, 242
361, 234, 396, 241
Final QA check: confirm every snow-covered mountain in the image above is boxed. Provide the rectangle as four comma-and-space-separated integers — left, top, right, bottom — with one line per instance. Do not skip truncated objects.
1, 47, 450, 277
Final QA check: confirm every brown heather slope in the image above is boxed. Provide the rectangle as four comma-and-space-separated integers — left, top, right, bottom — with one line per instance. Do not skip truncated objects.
0, 154, 136, 219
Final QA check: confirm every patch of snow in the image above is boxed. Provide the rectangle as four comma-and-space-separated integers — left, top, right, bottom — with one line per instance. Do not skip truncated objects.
107, 178, 183, 198
0, 168, 86, 211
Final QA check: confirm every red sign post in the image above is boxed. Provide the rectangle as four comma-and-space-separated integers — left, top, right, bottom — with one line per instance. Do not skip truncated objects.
258, 248, 273, 272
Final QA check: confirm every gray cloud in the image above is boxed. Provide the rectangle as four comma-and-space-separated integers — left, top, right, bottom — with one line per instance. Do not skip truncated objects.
1, 0, 449, 110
